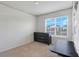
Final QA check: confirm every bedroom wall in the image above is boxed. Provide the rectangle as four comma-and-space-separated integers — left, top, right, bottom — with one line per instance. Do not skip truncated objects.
36, 8, 72, 41
0, 4, 36, 52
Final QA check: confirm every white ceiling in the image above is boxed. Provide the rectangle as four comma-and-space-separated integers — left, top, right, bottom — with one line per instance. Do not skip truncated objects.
0, 1, 72, 15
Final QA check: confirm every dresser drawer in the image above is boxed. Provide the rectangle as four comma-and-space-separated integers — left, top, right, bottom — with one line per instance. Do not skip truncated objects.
34, 32, 51, 45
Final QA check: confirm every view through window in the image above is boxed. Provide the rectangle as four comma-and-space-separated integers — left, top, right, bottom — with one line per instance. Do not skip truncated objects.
45, 16, 68, 36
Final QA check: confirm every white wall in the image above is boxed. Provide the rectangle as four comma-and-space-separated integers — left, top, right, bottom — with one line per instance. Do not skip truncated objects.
37, 8, 72, 41
0, 4, 36, 52
73, 2, 79, 55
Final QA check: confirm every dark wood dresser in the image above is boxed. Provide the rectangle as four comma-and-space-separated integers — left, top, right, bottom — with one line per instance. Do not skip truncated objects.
34, 32, 51, 45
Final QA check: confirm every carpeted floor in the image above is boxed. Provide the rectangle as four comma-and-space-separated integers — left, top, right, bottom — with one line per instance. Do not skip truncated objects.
0, 42, 61, 57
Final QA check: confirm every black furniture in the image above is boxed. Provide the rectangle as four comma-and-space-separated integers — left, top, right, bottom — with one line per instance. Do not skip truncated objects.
49, 40, 78, 57
34, 32, 51, 45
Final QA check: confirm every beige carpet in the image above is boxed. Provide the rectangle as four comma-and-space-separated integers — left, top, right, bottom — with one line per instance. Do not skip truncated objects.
0, 42, 61, 57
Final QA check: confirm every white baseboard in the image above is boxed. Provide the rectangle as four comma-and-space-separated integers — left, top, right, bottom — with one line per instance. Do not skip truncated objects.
0, 38, 33, 53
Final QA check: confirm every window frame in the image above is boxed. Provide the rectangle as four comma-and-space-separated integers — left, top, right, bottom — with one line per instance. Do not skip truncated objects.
45, 15, 68, 38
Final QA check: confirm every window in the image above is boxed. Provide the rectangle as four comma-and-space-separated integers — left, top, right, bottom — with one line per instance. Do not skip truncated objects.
45, 16, 68, 36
